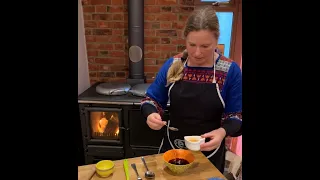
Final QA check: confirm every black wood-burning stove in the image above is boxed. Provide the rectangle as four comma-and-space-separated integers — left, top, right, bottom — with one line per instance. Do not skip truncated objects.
77, 0, 170, 165
78, 84, 170, 164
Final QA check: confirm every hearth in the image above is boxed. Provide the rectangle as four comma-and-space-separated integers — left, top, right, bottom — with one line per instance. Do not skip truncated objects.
78, 83, 170, 164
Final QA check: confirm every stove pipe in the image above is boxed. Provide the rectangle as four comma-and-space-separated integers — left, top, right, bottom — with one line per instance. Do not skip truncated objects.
126, 0, 146, 86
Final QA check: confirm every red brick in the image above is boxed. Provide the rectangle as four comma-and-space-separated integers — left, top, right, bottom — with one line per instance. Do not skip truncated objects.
160, 52, 171, 59
173, 6, 194, 13
112, 0, 123, 5
85, 29, 92, 35
92, 14, 112, 20
145, 37, 160, 44
161, 38, 170, 44
90, 79, 98, 85
88, 58, 95, 63
145, 0, 155, 5
156, 30, 177, 37
102, 44, 114, 50
155, 13, 177, 21
84, 21, 97, 28
160, 22, 172, 29
144, 6, 160, 13
100, 65, 129, 71
175, 30, 183, 38
179, 14, 189, 21
108, 36, 124, 43
145, 73, 156, 80
81, 0, 201, 81
172, 21, 185, 29
88, 63, 99, 70
145, 14, 155, 21
113, 14, 124, 20
179, 0, 194, 6
89, 72, 97, 78
144, 59, 156, 65
145, 44, 155, 51
109, 51, 125, 57
146, 79, 154, 83
93, 29, 112, 35
108, 6, 127, 13
145, 51, 161, 58
95, 5, 107, 12
83, 14, 92, 20
87, 50, 98, 56
144, 65, 160, 73
95, 36, 108, 42
161, 6, 171, 12
91, 0, 111, 5
171, 38, 185, 45
85, 35, 96, 42
114, 44, 124, 50
144, 29, 155, 37
82, 6, 95, 12
112, 29, 124, 35
82, 0, 90, 5
156, 44, 177, 51
157, 59, 168, 65
156, 0, 177, 5
113, 22, 125, 28
95, 58, 125, 64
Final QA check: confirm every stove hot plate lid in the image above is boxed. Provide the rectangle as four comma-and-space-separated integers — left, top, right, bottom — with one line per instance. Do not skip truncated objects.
96, 82, 131, 96
128, 83, 151, 97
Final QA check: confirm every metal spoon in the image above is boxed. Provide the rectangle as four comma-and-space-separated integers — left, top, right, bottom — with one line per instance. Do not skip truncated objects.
131, 163, 142, 180
141, 157, 155, 179
165, 124, 179, 131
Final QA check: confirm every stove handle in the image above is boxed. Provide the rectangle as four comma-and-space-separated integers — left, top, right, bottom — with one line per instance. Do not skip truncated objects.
119, 127, 130, 131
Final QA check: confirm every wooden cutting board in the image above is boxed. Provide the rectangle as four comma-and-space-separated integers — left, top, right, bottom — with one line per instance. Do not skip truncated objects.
78, 164, 96, 180
78, 151, 226, 180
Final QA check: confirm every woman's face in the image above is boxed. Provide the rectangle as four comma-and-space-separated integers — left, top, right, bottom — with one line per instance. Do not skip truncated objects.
186, 30, 217, 66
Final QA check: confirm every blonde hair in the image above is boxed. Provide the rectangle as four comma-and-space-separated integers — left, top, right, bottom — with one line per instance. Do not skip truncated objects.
166, 6, 220, 86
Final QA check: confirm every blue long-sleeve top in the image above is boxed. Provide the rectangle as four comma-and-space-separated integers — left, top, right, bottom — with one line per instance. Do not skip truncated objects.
140, 52, 242, 137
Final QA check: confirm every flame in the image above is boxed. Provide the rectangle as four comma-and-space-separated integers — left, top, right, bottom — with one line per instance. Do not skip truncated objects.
98, 117, 108, 133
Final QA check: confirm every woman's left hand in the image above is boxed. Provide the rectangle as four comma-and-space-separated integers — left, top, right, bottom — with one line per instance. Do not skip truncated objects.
200, 128, 226, 151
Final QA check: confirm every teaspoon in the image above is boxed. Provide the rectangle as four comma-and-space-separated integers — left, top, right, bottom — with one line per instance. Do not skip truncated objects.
141, 157, 155, 179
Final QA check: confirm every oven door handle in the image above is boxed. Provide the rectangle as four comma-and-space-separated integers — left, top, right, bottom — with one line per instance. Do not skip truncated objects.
119, 127, 130, 131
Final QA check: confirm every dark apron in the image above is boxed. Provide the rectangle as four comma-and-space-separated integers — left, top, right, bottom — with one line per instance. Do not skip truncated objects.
159, 63, 226, 173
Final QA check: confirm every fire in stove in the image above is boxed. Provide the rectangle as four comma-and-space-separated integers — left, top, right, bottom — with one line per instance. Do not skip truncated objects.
90, 112, 120, 139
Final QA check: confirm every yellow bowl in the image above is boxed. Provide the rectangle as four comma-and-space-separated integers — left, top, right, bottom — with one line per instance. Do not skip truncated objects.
95, 160, 115, 177
163, 149, 195, 174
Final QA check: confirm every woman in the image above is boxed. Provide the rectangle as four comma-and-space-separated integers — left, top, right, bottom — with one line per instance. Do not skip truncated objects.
140, 5, 242, 173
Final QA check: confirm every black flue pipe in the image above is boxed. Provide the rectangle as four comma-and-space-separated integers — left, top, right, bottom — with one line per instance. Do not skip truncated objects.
127, 0, 146, 85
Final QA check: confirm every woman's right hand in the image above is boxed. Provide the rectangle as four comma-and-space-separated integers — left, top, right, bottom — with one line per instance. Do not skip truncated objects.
146, 113, 166, 130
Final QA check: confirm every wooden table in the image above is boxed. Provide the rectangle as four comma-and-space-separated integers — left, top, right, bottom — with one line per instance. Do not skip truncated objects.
78, 151, 226, 180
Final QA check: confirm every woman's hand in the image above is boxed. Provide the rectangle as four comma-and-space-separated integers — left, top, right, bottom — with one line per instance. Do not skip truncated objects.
146, 113, 166, 130
200, 128, 226, 151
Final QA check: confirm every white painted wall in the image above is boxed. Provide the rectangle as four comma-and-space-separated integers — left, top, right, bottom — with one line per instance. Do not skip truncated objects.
78, 0, 90, 95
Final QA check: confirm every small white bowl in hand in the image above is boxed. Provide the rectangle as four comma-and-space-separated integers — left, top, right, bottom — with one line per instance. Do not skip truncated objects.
184, 136, 205, 151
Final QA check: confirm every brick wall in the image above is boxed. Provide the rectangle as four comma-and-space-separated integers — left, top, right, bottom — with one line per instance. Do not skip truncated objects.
81, 0, 195, 84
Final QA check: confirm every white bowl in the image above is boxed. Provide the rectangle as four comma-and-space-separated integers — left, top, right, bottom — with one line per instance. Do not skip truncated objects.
184, 136, 205, 151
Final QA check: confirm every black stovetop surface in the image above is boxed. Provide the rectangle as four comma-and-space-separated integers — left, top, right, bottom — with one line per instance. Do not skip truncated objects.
78, 82, 144, 104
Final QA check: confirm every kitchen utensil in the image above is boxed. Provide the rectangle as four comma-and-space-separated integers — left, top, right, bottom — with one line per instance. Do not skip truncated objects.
123, 159, 130, 180
165, 124, 179, 131
131, 163, 142, 180
141, 157, 155, 179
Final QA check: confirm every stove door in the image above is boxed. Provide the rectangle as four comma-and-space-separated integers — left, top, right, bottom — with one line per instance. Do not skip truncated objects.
81, 107, 124, 145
